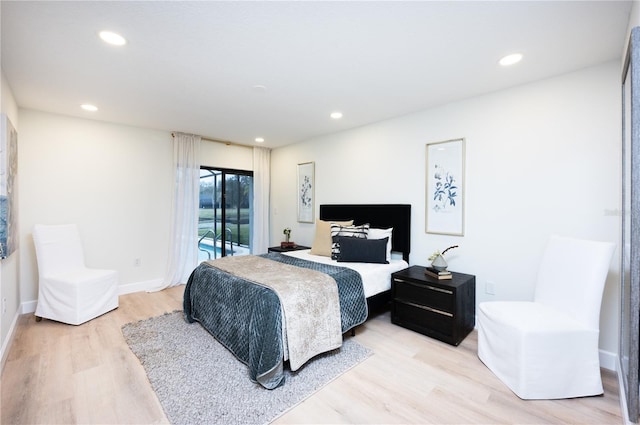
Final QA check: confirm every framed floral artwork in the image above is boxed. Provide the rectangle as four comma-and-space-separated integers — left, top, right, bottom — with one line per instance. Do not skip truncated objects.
297, 161, 314, 223
426, 138, 465, 235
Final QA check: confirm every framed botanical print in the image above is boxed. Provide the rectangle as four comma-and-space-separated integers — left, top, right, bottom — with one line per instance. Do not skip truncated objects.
297, 161, 314, 223
426, 138, 465, 235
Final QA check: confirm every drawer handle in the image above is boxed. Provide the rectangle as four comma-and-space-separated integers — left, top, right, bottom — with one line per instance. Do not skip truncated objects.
402, 300, 453, 317
425, 285, 453, 294
393, 278, 453, 295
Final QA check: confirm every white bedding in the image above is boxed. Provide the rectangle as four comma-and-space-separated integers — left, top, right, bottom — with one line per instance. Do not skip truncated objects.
282, 249, 409, 298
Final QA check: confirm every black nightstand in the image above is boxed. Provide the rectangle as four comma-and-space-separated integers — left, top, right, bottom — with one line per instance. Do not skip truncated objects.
391, 265, 476, 346
267, 245, 311, 253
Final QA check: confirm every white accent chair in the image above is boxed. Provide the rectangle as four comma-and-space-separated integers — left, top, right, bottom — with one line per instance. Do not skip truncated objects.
477, 235, 615, 399
33, 224, 119, 325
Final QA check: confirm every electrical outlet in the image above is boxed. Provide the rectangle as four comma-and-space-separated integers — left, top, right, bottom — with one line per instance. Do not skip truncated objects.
2, 297, 6, 314
134, 258, 141, 267
485, 281, 496, 295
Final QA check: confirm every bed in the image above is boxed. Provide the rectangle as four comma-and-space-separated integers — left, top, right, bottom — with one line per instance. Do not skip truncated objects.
183, 204, 411, 389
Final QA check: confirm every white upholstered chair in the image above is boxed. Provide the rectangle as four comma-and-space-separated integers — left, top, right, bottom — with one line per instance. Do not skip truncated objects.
33, 224, 119, 325
477, 235, 615, 399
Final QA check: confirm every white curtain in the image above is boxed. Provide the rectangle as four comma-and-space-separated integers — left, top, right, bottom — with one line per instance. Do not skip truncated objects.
252, 146, 271, 254
152, 132, 201, 291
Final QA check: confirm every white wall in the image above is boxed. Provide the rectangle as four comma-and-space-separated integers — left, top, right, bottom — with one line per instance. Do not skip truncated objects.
18, 111, 174, 300
0, 98, 256, 329
271, 61, 621, 357
0, 104, 256, 367
17, 111, 255, 308
201, 140, 253, 171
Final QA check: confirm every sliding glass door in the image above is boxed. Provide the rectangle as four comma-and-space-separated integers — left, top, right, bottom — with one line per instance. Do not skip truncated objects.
199, 167, 253, 261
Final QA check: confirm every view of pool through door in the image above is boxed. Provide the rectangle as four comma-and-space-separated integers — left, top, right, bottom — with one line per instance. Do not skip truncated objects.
199, 167, 253, 261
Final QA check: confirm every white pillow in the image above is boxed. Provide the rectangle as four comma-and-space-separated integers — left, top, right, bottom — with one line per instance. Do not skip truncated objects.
368, 227, 393, 261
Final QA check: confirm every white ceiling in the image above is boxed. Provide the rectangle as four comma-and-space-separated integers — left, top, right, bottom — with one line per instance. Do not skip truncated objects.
1, 1, 632, 148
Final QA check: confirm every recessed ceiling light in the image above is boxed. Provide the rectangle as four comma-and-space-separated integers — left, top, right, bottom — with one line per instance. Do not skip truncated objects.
255, 137, 265, 143
499, 53, 523, 66
80, 104, 98, 112
99, 30, 127, 46
330, 112, 343, 119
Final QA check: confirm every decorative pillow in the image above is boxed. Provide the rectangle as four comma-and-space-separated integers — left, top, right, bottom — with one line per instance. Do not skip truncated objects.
368, 227, 393, 261
310, 219, 353, 257
330, 223, 370, 260
337, 236, 389, 264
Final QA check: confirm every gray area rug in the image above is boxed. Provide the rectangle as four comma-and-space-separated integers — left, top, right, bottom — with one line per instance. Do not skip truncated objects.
122, 311, 372, 425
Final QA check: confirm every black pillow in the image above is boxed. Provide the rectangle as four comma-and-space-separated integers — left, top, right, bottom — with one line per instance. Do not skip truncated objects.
337, 236, 389, 264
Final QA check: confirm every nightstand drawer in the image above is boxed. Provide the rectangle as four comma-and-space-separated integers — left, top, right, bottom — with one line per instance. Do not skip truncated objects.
392, 300, 453, 338
392, 278, 454, 313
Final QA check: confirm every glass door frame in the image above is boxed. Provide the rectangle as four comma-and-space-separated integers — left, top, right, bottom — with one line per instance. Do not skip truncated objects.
620, 26, 640, 423
199, 166, 253, 258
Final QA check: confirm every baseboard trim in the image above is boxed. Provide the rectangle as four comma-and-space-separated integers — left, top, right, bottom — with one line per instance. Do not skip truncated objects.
118, 278, 164, 295
0, 310, 20, 374
20, 299, 37, 315
599, 348, 617, 372
20, 278, 165, 316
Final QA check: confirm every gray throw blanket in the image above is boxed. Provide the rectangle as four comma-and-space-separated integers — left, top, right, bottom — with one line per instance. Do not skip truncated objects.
203, 255, 342, 371
183, 252, 367, 389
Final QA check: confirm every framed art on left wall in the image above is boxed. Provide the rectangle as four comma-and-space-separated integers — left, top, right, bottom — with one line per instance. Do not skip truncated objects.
297, 161, 314, 223
1, 114, 18, 258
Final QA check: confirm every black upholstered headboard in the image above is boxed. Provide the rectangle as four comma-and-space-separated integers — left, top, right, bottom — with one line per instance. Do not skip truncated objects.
319, 204, 411, 262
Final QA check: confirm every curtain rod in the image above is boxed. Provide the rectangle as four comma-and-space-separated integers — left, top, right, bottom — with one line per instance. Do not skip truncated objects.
171, 132, 251, 149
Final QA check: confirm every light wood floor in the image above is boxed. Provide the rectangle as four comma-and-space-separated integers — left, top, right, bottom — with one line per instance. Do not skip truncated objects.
1, 285, 623, 424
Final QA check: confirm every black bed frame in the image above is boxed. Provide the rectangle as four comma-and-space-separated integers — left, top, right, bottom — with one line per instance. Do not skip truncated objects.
319, 204, 411, 313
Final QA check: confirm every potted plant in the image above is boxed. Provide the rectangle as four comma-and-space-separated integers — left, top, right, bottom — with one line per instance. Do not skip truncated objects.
428, 245, 458, 271
281, 227, 295, 248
